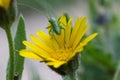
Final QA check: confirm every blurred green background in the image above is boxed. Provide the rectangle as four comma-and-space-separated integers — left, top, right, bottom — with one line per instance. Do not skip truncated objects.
16, 0, 120, 80
1, 0, 120, 80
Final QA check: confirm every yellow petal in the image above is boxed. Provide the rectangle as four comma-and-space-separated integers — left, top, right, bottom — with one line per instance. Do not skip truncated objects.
69, 17, 87, 47
68, 18, 73, 25
74, 43, 84, 53
73, 25, 88, 49
30, 34, 54, 53
23, 41, 55, 61
36, 30, 60, 49
67, 52, 78, 61
19, 50, 44, 61
54, 29, 65, 48
59, 14, 67, 26
81, 33, 98, 46
69, 33, 98, 59
36, 30, 52, 46
76, 33, 98, 51
46, 61, 65, 68
65, 24, 72, 45
0, 0, 11, 10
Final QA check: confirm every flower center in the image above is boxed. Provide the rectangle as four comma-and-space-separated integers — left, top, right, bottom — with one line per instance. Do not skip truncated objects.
51, 48, 73, 61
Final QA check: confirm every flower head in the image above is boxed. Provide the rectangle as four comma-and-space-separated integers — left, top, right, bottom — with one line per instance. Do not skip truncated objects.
0, 0, 11, 10
19, 15, 98, 68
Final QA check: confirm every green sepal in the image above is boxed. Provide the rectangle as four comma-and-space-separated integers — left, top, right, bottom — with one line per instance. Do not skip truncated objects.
49, 54, 80, 80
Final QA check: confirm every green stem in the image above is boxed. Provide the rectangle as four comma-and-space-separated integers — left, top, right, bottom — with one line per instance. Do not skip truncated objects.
62, 75, 72, 80
113, 62, 120, 80
5, 27, 14, 80
62, 54, 80, 80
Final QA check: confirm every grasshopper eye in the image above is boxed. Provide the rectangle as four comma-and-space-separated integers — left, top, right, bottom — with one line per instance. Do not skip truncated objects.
49, 17, 56, 24
50, 17, 56, 21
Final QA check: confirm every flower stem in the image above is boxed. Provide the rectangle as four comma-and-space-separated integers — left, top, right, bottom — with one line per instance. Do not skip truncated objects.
5, 27, 14, 80
113, 62, 120, 80
62, 75, 71, 80
62, 54, 80, 80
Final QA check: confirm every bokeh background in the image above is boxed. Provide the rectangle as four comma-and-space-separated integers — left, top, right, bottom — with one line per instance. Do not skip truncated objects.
0, 0, 120, 80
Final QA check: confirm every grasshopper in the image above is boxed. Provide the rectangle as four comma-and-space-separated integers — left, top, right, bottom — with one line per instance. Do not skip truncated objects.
47, 17, 64, 35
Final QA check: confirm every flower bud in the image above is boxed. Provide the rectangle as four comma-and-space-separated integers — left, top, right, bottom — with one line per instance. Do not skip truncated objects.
0, 0, 16, 29
96, 13, 109, 25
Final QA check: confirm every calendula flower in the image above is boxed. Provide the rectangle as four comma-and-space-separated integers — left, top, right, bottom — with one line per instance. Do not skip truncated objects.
0, 0, 11, 10
19, 15, 98, 68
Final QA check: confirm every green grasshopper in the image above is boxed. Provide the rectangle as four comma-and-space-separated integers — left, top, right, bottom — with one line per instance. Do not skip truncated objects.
48, 17, 64, 35
47, 13, 70, 36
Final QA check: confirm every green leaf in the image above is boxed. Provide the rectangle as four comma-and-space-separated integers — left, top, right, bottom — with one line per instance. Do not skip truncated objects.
14, 15, 26, 80
80, 43, 117, 80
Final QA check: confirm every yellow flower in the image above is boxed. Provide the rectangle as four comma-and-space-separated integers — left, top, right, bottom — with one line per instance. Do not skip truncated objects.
0, 0, 11, 10
19, 15, 98, 68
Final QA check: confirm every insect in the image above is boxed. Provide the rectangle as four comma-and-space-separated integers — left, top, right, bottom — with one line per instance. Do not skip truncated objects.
63, 13, 70, 23
47, 17, 64, 35
14, 72, 19, 80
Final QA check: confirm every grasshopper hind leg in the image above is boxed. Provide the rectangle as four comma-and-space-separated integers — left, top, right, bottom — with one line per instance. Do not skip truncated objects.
49, 29, 55, 38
